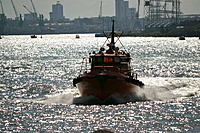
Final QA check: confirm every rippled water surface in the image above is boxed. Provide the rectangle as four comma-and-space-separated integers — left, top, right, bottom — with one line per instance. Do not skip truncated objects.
0, 34, 199, 132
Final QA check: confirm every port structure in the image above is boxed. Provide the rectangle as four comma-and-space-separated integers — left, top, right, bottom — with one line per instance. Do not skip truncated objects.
23, 0, 44, 32
144, 0, 182, 24
0, 0, 6, 34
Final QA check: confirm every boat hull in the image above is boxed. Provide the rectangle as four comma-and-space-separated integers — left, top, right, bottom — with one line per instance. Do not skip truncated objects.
73, 73, 143, 100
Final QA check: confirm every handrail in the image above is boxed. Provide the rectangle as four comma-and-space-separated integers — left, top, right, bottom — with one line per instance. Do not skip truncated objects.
80, 57, 91, 74
79, 57, 138, 79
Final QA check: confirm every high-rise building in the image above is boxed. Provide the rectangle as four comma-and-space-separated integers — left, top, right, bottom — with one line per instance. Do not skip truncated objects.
50, 1, 64, 22
124, 1, 129, 19
115, 0, 137, 32
115, 0, 135, 20
116, 0, 125, 19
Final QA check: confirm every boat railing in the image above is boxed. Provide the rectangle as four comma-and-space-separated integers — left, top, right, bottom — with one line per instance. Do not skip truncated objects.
131, 72, 138, 79
80, 57, 91, 74
93, 65, 134, 75
79, 57, 138, 79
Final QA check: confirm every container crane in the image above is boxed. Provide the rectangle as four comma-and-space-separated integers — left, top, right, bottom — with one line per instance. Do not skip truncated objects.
30, 0, 37, 17
11, 0, 23, 27
0, 0, 6, 34
0, 0, 4, 15
23, 5, 37, 19
11, 0, 19, 20
23, 0, 38, 20
30, 0, 44, 28
30, 0, 44, 31
23, 3, 44, 32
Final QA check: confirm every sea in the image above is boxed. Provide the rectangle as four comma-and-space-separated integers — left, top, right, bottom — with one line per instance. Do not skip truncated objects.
0, 34, 199, 132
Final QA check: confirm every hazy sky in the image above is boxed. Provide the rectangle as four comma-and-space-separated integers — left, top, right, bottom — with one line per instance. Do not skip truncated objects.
2, 0, 200, 20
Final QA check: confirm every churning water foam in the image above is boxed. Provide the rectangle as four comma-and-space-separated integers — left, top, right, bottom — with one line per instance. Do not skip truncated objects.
20, 77, 199, 105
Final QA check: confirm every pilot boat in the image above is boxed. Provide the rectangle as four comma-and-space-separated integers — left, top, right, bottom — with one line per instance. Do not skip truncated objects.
73, 20, 144, 100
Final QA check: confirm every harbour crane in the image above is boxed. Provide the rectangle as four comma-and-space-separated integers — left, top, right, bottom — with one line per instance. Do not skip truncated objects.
23, 5, 37, 19
29, 0, 44, 28
30, 0, 37, 17
11, 0, 19, 20
11, 0, 23, 27
0, 0, 4, 15
0, 0, 6, 34
23, 0, 38, 20
23, 3, 44, 32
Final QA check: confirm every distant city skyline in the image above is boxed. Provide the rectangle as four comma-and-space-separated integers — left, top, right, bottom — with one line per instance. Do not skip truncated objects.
1, 0, 200, 20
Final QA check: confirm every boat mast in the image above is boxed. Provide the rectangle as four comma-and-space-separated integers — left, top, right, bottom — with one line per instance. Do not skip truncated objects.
111, 19, 115, 45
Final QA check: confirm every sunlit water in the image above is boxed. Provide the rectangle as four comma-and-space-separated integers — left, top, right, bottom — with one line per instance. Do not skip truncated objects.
0, 34, 199, 132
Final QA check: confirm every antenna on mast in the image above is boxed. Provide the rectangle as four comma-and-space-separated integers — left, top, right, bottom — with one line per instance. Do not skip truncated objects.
111, 19, 115, 45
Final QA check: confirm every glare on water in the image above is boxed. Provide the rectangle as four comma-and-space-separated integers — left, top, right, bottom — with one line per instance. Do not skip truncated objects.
0, 34, 199, 132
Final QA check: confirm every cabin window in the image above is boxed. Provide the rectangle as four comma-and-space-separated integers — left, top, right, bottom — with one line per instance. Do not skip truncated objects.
92, 57, 103, 64
120, 57, 130, 62
114, 57, 120, 63
96, 57, 102, 63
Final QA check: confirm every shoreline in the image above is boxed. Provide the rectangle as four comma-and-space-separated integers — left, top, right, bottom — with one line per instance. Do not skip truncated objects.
1, 32, 199, 38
